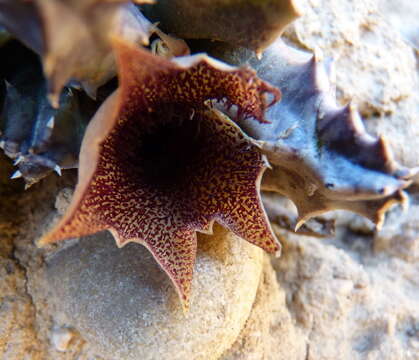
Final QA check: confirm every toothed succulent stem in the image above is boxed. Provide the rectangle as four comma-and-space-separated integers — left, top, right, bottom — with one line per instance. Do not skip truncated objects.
205, 38, 416, 228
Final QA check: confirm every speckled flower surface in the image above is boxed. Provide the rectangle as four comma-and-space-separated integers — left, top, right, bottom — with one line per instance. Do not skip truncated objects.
41, 39, 281, 309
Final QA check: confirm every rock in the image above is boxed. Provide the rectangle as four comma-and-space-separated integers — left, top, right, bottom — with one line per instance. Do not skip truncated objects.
222, 255, 306, 360
54, 187, 74, 216
364, 95, 419, 169
51, 327, 75, 352
0, 257, 42, 359
272, 226, 419, 360
289, 0, 417, 115
45, 227, 263, 360
0, 155, 43, 359
286, 0, 419, 168
374, 198, 419, 263
378, 0, 419, 49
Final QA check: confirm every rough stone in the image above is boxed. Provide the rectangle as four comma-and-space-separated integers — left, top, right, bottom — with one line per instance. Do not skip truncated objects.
378, 0, 419, 49
45, 227, 263, 360
0, 154, 44, 360
286, 0, 419, 168
272, 223, 419, 360
289, 0, 417, 115
222, 255, 306, 360
54, 187, 75, 216
51, 327, 75, 352
373, 196, 419, 263
364, 95, 419, 169
0, 256, 42, 359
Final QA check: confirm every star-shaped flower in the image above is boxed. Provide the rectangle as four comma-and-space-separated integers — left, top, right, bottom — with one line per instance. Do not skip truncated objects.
40, 39, 281, 310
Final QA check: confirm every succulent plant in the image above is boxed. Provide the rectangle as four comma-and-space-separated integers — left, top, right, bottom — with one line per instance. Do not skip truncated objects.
0, 0, 152, 105
141, 0, 302, 53
0, 40, 98, 187
202, 39, 416, 229
40, 40, 281, 311
0, 0, 417, 309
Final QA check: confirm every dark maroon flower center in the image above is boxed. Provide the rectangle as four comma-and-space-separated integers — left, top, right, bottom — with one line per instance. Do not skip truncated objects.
140, 113, 202, 189
110, 103, 209, 192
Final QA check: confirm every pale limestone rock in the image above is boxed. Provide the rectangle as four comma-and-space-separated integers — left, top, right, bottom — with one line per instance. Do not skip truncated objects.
45, 227, 263, 360
287, 0, 419, 169
0, 256, 42, 359
273, 224, 419, 360
290, 0, 417, 115
0, 156, 44, 359
54, 187, 74, 216
378, 0, 419, 49
51, 327, 75, 352
0, 171, 105, 360
222, 255, 306, 360
374, 196, 419, 263
364, 95, 419, 169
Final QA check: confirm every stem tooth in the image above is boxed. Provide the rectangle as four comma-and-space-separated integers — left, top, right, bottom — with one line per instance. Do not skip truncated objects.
10, 170, 22, 179
47, 116, 55, 129
54, 165, 62, 176
13, 156, 24, 165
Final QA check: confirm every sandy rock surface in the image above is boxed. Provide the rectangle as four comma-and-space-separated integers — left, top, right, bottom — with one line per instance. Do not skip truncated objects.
0, 0, 419, 359
378, 0, 419, 50
222, 255, 306, 360
273, 221, 419, 360
287, 0, 419, 168
45, 228, 264, 360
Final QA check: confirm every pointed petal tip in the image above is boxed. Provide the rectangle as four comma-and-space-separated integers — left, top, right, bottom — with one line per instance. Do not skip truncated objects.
38, 229, 78, 247
107, 231, 192, 312
256, 233, 282, 254
37, 233, 54, 247
180, 293, 190, 315
169, 276, 192, 315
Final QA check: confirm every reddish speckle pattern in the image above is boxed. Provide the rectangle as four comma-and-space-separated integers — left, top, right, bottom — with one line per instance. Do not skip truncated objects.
115, 41, 280, 124
43, 41, 281, 309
